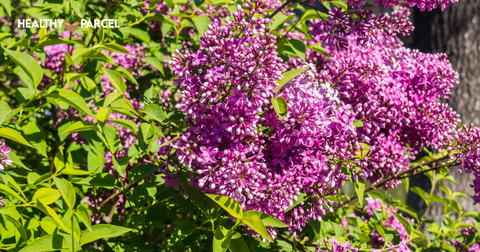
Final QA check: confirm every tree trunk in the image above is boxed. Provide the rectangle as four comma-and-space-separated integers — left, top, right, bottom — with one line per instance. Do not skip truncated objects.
407, 1, 480, 223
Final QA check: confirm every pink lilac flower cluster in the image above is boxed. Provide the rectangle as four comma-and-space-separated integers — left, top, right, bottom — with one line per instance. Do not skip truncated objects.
370, 0, 457, 11
0, 141, 12, 171
309, 7, 413, 49
35, 31, 80, 86
171, 2, 360, 233
307, 30, 459, 187
103, 44, 148, 73
438, 125, 480, 204
343, 0, 457, 10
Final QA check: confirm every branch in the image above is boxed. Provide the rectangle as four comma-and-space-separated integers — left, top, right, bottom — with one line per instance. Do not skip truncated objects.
87, 0, 114, 47
142, 222, 179, 250
337, 155, 452, 208
269, 0, 294, 19
96, 184, 133, 211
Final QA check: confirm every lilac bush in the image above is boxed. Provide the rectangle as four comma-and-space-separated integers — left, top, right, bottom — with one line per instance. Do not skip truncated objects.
0, 0, 479, 251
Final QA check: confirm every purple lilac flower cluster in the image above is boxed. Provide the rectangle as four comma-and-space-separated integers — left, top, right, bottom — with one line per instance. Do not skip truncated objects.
444, 125, 480, 204
344, 0, 457, 11
306, 30, 459, 187
370, 0, 457, 11
171, 2, 361, 233
0, 141, 12, 171
309, 7, 413, 49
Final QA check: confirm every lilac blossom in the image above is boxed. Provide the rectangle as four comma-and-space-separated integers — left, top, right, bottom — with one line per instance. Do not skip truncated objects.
171, 2, 359, 232
0, 141, 12, 171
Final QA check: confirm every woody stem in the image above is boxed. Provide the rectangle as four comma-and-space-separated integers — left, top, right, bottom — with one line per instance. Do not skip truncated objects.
87, 0, 114, 47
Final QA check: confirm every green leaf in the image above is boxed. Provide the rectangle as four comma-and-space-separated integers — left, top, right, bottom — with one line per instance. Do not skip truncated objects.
143, 104, 168, 124
213, 225, 232, 252
452, 192, 469, 199
270, 13, 292, 30
65, 73, 88, 83
102, 68, 126, 94
464, 211, 480, 219
35, 201, 70, 232
243, 210, 287, 228
229, 232, 249, 252
285, 193, 306, 212
4, 214, 28, 241
193, 15, 211, 35
447, 198, 463, 215
353, 178, 365, 207
99, 43, 132, 54
109, 119, 137, 134
119, 27, 151, 43
22, 122, 47, 157
354, 230, 370, 243
143, 85, 160, 105
4, 48, 43, 89
80, 76, 97, 94
65, 51, 74, 67
0, 0, 11, 16
59, 121, 98, 135
412, 236, 428, 248
80, 224, 132, 245
4, 174, 27, 200
375, 225, 386, 240
97, 107, 112, 125
103, 125, 120, 153
353, 120, 363, 128
16, 87, 34, 103
138, 123, 156, 151
301, 9, 328, 22
8, 151, 30, 170
402, 177, 410, 193
193, 0, 205, 7
308, 43, 331, 60
114, 66, 138, 85
129, 164, 159, 183
0, 100, 17, 125
308, 220, 322, 236
168, 220, 197, 246
275, 67, 308, 96
454, 222, 475, 229
19, 234, 67, 252
112, 155, 129, 178
0, 183, 26, 202
392, 202, 419, 222
53, 177, 76, 210
329, 221, 343, 237
103, 93, 124, 108
141, 56, 164, 76
435, 173, 456, 184
271, 96, 288, 118
0, 127, 34, 148
410, 186, 429, 204
75, 205, 92, 232
390, 211, 412, 235
185, 185, 217, 220
48, 89, 95, 118
243, 215, 272, 242
32, 188, 61, 205
206, 194, 243, 220
72, 0, 86, 17
288, 39, 306, 61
